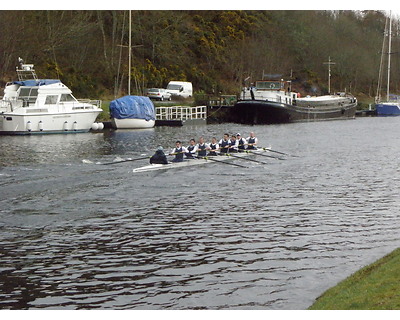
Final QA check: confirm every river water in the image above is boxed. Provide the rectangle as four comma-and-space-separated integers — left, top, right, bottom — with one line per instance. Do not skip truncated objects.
1, 117, 400, 310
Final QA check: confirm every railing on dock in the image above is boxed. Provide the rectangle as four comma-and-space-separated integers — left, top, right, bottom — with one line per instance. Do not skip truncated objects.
156, 106, 207, 121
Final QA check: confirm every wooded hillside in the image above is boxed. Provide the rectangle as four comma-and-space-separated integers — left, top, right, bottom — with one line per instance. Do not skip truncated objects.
0, 10, 398, 100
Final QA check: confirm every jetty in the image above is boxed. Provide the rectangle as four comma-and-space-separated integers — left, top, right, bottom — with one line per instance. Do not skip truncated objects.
155, 105, 207, 126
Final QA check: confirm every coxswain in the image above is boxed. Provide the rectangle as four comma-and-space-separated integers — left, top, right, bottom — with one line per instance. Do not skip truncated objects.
246, 132, 258, 150
219, 133, 230, 154
185, 138, 196, 159
170, 140, 188, 162
193, 136, 208, 157
228, 135, 239, 153
149, 146, 168, 164
207, 137, 219, 156
236, 133, 247, 152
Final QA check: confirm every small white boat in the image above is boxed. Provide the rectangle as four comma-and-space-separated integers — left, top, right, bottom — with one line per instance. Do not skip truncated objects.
0, 59, 102, 135
132, 149, 270, 173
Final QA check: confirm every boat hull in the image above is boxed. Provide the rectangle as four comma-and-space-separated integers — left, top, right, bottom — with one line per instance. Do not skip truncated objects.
232, 98, 357, 124
112, 118, 155, 129
0, 110, 101, 135
375, 103, 400, 116
132, 149, 270, 173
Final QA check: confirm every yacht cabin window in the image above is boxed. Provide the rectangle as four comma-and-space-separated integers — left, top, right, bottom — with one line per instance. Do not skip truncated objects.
18, 87, 39, 103
45, 95, 58, 104
256, 81, 282, 90
60, 94, 77, 102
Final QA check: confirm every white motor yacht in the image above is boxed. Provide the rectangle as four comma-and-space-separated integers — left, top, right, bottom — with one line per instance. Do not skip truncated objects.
0, 59, 102, 134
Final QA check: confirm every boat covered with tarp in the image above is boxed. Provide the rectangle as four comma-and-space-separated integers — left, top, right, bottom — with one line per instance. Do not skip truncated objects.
109, 95, 155, 129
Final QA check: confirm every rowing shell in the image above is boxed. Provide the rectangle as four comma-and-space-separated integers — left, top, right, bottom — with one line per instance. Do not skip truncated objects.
132, 148, 269, 173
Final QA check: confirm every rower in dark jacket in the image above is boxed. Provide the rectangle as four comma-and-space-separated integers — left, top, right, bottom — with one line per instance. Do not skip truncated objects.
149, 146, 168, 164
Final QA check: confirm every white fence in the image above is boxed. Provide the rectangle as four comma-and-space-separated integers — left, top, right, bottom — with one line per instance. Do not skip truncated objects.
156, 106, 207, 121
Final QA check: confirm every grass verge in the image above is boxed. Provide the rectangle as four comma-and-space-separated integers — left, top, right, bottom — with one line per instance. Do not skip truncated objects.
309, 248, 400, 309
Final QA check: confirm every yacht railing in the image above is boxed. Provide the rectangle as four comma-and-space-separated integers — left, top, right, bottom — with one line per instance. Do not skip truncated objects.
0, 97, 102, 113
77, 99, 102, 109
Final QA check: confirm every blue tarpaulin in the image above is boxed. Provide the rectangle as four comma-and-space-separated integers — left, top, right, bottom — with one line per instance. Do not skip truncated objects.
13, 79, 61, 86
109, 96, 155, 121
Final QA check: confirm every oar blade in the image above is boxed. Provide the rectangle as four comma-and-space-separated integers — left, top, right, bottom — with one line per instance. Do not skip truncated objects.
199, 156, 247, 168
265, 148, 299, 157
226, 153, 269, 165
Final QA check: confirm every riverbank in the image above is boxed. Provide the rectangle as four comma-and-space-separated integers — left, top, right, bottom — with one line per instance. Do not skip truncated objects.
309, 248, 400, 309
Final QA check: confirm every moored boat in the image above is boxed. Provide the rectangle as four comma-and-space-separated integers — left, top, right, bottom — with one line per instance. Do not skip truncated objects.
109, 95, 155, 129
0, 59, 102, 135
232, 78, 357, 124
375, 13, 400, 116
375, 96, 400, 116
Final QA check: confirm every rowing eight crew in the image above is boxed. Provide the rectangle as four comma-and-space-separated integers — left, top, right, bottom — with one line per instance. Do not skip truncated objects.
150, 132, 258, 164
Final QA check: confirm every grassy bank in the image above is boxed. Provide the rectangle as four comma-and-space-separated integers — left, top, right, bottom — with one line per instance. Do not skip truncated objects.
309, 248, 400, 309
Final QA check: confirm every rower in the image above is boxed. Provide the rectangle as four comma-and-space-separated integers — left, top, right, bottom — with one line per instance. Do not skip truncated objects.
236, 133, 247, 152
246, 132, 258, 150
170, 140, 188, 162
219, 133, 230, 154
207, 137, 219, 156
185, 138, 196, 159
149, 146, 168, 164
193, 136, 208, 157
228, 135, 239, 153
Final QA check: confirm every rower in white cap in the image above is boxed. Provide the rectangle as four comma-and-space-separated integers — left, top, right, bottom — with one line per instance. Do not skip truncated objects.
236, 133, 247, 152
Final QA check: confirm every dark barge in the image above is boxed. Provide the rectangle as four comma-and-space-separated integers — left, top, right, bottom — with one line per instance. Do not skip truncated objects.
232, 79, 357, 124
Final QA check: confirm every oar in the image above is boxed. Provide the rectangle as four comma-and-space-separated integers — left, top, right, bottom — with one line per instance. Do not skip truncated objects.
102, 156, 149, 165
197, 156, 247, 168
245, 150, 285, 160
225, 153, 269, 165
262, 147, 299, 157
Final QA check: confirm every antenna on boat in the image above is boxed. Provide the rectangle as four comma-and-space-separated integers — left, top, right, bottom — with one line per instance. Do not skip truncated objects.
323, 56, 336, 94
16, 57, 38, 81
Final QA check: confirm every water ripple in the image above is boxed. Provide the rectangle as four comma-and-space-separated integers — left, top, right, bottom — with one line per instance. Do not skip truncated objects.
1, 118, 400, 309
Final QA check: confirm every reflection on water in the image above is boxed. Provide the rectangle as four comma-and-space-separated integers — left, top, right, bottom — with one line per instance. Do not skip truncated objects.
1, 118, 400, 309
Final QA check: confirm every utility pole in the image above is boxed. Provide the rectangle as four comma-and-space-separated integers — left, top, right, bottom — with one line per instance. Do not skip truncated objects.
323, 56, 336, 94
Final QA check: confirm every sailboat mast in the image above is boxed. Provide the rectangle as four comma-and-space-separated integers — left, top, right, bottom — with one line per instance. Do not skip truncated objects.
323, 56, 336, 94
387, 11, 392, 101
128, 10, 132, 96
